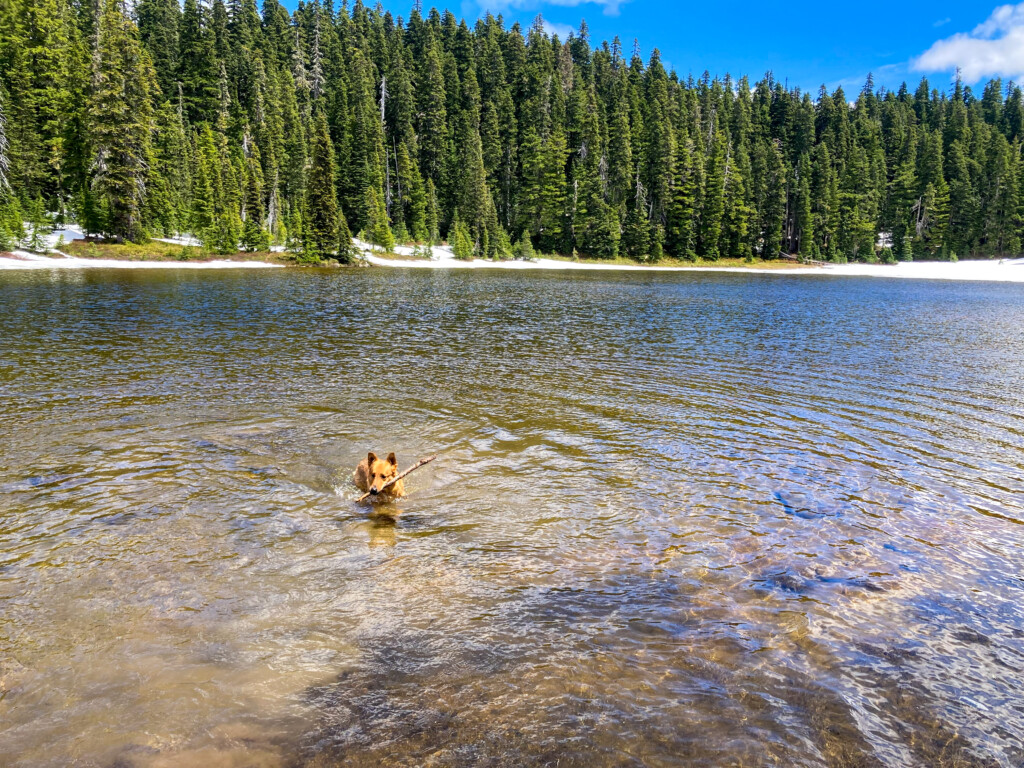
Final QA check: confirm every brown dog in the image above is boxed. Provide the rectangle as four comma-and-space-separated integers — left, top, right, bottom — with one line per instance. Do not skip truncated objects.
353, 452, 406, 499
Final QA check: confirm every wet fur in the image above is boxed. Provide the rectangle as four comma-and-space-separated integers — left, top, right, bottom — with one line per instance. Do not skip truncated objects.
353, 452, 406, 500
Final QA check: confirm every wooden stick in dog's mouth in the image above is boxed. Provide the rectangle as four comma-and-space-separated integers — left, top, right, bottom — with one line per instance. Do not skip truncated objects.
357, 454, 438, 503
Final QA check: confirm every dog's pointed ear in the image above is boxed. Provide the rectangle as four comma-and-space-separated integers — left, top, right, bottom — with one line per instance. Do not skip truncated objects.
387, 452, 397, 467
367, 452, 378, 467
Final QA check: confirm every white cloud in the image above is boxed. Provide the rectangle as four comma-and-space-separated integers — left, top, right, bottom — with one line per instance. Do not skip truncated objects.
542, 19, 576, 38
915, 3, 1024, 81
933, 17, 951, 27
475, 0, 628, 17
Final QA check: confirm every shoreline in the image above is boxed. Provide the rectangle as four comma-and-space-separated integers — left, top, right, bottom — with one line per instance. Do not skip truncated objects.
359, 249, 1024, 283
2, 231, 1022, 282
0, 250, 284, 270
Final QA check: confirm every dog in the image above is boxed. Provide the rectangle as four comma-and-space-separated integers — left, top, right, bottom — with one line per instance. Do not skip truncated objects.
353, 452, 406, 500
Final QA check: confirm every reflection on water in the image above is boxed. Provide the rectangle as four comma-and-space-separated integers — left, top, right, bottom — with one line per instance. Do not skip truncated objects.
1, 268, 1023, 767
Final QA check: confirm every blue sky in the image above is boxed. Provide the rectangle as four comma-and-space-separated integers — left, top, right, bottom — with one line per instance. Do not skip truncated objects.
352, 0, 1024, 94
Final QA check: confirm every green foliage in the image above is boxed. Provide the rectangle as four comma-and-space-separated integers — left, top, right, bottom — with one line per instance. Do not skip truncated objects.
26, 194, 51, 251
2, 3, 1024, 262
0, 194, 23, 251
241, 147, 269, 252
193, 126, 240, 253
0, 87, 9, 195
425, 179, 440, 245
336, 213, 355, 263
449, 210, 473, 260
303, 108, 339, 261
622, 205, 651, 260
89, 0, 156, 243
364, 185, 395, 252
515, 236, 536, 261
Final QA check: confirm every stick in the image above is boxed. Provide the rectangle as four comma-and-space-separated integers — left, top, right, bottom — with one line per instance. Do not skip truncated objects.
357, 454, 437, 503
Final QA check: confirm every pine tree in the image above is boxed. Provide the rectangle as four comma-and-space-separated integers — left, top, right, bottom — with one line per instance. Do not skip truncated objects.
241, 141, 269, 251
666, 135, 698, 260
89, 0, 157, 242
0, 86, 19, 251
8, 0, 85, 205
721, 140, 754, 260
401, 143, 429, 242
337, 207, 355, 263
178, 0, 219, 123
699, 129, 727, 260
364, 184, 394, 252
795, 152, 814, 259
304, 107, 340, 261
148, 100, 191, 235
191, 136, 216, 244
449, 208, 473, 259
425, 177, 440, 244
136, 0, 180, 98
0, 87, 9, 193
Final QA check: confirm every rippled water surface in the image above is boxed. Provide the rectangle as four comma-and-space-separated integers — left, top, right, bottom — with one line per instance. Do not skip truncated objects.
2, 268, 1024, 767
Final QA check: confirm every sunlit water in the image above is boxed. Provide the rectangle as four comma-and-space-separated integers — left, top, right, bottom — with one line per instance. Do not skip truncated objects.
1, 268, 1023, 767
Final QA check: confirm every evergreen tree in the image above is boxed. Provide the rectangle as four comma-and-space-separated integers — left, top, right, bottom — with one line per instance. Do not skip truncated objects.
136, 0, 180, 99
364, 184, 394, 252
337, 206, 355, 263
0, 88, 20, 250
516, 234, 535, 261
178, 0, 219, 123
304, 107, 340, 261
666, 136, 698, 260
449, 208, 473, 259
241, 142, 269, 251
425, 177, 440, 244
795, 153, 814, 258
0, 87, 9, 193
699, 129, 727, 260
89, 0, 157, 242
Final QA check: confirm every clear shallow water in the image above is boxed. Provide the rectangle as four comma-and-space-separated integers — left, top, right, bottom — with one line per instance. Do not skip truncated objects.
1, 268, 1023, 768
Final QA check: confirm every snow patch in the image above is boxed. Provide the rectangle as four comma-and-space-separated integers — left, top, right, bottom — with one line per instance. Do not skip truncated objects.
357, 250, 1024, 282
153, 234, 202, 247
0, 251, 283, 270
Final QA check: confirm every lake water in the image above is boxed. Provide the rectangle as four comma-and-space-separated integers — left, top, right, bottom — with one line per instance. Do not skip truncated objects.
1, 268, 1023, 767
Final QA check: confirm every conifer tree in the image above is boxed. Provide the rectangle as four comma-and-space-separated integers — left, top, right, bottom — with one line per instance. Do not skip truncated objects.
179, 0, 220, 123
148, 100, 191, 235
425, 177, 440, 244
304, 107, 340, 261
337, 207, 355, 263
449, 208, 473, 259
795, 153, 814, 258
0, 87, 9, 193
136, 0, 180, 98
89, 0, 157, 242
364, 185, 394, 252
699, 129, 727, 260
0, 88, 18, 251
190, 135, 216, 244
241, 142, 269, 251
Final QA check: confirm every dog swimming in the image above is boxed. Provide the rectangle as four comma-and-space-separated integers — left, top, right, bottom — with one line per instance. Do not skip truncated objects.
353, 452, 407, 500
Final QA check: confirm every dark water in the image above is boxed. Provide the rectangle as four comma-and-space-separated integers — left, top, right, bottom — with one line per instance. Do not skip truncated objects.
1, 268, 1023, 767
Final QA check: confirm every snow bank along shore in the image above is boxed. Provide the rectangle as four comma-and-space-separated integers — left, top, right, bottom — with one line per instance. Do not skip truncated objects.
359, 241, 1024, 283
0, 226, 282, 270
3, 229, 1023, 282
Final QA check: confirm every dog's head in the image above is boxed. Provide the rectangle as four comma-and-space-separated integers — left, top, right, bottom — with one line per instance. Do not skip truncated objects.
366, 452, 399, 495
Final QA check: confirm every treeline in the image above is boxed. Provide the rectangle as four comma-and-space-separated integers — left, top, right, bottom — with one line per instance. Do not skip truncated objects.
1, 0, 1022, 262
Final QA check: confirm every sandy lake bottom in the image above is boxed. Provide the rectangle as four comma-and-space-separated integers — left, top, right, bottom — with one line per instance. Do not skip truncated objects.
1, 268, 1023, 767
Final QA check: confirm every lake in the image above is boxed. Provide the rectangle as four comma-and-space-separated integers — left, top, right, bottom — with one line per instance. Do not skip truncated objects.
1, 267, 1023, 767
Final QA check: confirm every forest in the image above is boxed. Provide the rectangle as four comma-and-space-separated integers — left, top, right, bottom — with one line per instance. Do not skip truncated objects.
0, 0, 1022, 263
